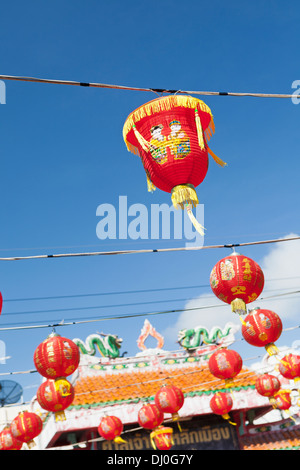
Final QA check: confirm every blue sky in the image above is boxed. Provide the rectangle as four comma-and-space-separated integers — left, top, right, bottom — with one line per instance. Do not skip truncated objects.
0, 0, 300, 404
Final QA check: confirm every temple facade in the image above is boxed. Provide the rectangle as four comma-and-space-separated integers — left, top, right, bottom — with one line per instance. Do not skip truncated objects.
25, 320, 300, 451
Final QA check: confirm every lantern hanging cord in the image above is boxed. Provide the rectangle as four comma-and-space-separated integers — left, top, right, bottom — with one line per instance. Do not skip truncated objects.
0, 235, 299, 262
1, 74, 300, 99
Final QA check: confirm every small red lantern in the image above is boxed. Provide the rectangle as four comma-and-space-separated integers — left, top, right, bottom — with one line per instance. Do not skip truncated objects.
278, 354, 300, 383
255, 374, 281, 397
98, 416, 126, 444
0, 427, 23, 450
37, 378, 74, 421
155, 384, 184, 421
272, 390, 292, 410
10, 411, 43, 448
138, 403, 164, 430
208, 348, 243, 386
123, 95, 226, 235
210, 392, 233, 422
33, 331, 80, 380
241, 308, 282, 355
0, 292, 3, 316
210, 253, 264, 315
150, 426, 174, 450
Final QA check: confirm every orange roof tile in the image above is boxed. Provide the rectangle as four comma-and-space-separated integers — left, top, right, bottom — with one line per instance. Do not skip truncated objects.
240, 426, 300, 450
72, 364, 257, 407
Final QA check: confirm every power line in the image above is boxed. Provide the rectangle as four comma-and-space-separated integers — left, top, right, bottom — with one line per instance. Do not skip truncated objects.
0, 236, 299, 262
4, 276, 300, 303
0, 287, 300, 332
1, 74, 300, 99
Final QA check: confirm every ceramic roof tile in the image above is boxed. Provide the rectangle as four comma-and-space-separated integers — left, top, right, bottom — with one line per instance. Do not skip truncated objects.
72, 363, 257, 407
240, 426, 300, 450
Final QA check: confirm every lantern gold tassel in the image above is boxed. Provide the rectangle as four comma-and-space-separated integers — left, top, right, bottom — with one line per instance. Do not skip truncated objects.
231, 298, 247, 316
132, 124, 150, 152
207, 145, 227, 167
113, 436, 127, 444
223, 414, 236, 426
194, 108, 205, 150
185, 204, 205, 236
265, 343, 279, 356
171, 184, 199, 209
147, 175, 156, 193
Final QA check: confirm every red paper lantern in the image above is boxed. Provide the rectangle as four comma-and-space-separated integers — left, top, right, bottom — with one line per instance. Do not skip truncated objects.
155, 384, 184, 421
272, 390, 292, 410
98, 416, 125, 444
33, 331, 80, 379
241, 308, 282, 355
10, 411, 43, 448
37, 378, 75, 421
0, 427, 23, 450
255, 374, 281, 397
208, 348, 243, 386
210, 253, 264, 315
0, 292, 3, 316
123, 95, 226, 235
138, 403, 164, 430
278, 354, 300, 382
210, 392, 233, 421
150, 426, 174, 450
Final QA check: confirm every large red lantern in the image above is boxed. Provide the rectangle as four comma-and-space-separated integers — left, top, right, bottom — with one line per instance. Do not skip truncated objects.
33, 331, 80, 379
37, 378, 75, 421
208, 348, 243, 386
10, 411, 43, 448
123, 95, 226, 235
210, 253, 264, 315
272, 390, 292, 410
0, 427, 23, 450
98, 416, 126, 444
278, 354, 300, 383
150, 426, 174, 450
210, 392, 234, 423
155, 384, 184, 422
138, 403, 164, 430
241, 308, 282, 355
255, 374, 281, 398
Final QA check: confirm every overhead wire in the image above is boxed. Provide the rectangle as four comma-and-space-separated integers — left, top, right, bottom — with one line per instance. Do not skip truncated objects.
0, 235, 299, 262
0, 287, 300, 331
1, 74, 300, 100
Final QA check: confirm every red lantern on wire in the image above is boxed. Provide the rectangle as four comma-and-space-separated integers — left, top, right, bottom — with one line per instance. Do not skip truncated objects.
208, 348, 243, 386
272, 390, 292, 411
150, 426, 174, 450
241, 308, 282, 356
210, 392, 235, 424
255, 374, 281, 398
37, 378, 75, 421
123, 95, 226, 236
138, 403, 164, 430
98, 416, 126, 444
155, 384, 184, 422
210, 252, 264, 315
278, 354, 300, 383
0, 427, 23, 450
33, 331, 80, 379
10, 411, 43, 448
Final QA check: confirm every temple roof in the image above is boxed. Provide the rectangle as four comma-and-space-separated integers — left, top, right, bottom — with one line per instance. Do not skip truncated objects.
72, 360, 258, 408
